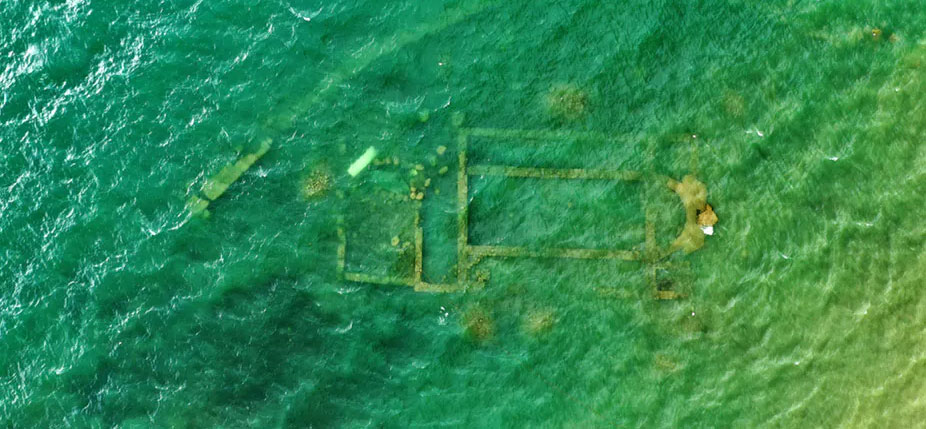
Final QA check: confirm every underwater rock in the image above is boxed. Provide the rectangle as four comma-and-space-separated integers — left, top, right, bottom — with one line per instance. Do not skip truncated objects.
697, 204, 718, 227
523, 309, 555, 336
546, 84, 588, 121
680, 311, 708, 336
462, 306, 494, 342
301, 169, 331, 199
669, 175, 708, 253
653, 353, 680, 374
698, 204, 717, 235
866, 26, 898, 43
722, 91, 745, 118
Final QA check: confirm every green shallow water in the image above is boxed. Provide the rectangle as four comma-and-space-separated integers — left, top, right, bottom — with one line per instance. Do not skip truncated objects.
2, 0, 925, 427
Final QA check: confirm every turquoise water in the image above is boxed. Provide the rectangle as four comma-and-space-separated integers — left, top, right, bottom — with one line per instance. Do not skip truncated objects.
2, 0, 926, 427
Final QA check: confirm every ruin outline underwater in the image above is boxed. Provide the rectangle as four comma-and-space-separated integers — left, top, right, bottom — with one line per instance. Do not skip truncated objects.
337, 112, 711, 299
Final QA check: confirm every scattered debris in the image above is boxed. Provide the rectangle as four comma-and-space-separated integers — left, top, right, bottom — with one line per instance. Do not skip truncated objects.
347, 146, 377, 177
409, 186, 425, 200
